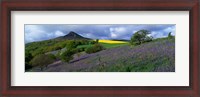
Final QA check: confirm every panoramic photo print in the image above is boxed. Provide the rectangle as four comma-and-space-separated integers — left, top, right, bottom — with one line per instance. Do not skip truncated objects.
25, 24, 175, 72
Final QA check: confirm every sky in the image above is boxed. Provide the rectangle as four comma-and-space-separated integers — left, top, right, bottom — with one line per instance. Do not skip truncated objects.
25, 24, 175, 43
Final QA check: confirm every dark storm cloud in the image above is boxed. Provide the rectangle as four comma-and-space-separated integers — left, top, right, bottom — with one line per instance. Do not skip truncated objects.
25, 24, 175, 43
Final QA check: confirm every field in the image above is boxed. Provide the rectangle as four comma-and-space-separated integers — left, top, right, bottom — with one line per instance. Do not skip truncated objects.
29, 38, 175, 72
99, 40, 128, 44
77, 40, 129, 49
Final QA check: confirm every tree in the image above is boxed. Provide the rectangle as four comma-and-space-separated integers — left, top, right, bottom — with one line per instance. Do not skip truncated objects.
85, 43, 105, 54
130, 30, 152, 45
48, 53, 57, 60
30, 54, 56, 71
96, 39, 99, 44
25, 51, 33, 70
168, 32, 173, 38
66, 40, 78, 50
89, 40, 96, 44
32, 48, 45, 57
60, 49, 75, 63
60, 40, 79, 63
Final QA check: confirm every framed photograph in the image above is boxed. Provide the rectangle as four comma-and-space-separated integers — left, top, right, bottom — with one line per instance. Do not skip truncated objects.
0, 0, 199, 97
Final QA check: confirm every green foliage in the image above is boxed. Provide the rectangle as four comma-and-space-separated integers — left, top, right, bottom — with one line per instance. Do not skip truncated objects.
60, 40, 86, 62
79, 40, 91, 45
31, 48, 45, 57
77, 44, 92, 49
75, 47, 85, 53
60, 49, 75, 62
55, 50, 61, 59
153, 36, 175, 43
25, 39, 93, 58
25, 51, 33, 63
66, 40, 78, 50
48, 54, 57, 60
25, 51, 33, 70
126, 67, 131, 72
89, 41, 96, 44
96, 39, 99, 43
85, 44, 105, 54
30, 54, 56, 70
130, 29, 153, 45
168, 32, 174, 39
168, 32, 171, 37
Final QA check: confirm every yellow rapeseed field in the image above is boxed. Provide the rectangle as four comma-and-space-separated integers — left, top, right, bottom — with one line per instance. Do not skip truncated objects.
99, 40, 128, 44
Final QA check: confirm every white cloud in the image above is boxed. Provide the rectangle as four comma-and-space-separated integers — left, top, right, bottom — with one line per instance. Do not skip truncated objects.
109, 27, 127, 39
25, 25, 66, 43
84, 33, 96, 39
25, 24, 176, 43
148, 25, 176, 38
55, 30, 65, 37
150, 31, 166, 38
164, 26, 175, 35
25, 25, 48, 43
110, 33, 117, 38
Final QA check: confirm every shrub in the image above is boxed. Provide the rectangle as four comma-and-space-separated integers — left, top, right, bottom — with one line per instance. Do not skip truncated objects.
76, 47, 85, 52
168, 32, 173, 39
32, 48, 45, 57
30, 54, 56, 71
79, 40, 90, 45
85, 44, 105, 54
25, 51, 33, 70
66, 40, 78, 50
60, 49, 75, 63
55, 50, 61, 59
89, 40, 96, 44
48, 54, 57, 60
25, 64, 32, 71
79, 47, 85, 52
96, 39, 99, 44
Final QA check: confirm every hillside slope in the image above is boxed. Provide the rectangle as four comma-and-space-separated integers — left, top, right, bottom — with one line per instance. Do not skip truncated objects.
25, 31, 92, 57
30, 38, 175, 72
54, 31, 91, 40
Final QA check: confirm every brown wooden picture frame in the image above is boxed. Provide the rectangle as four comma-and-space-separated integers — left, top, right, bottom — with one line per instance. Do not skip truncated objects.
0, 0, 199, 97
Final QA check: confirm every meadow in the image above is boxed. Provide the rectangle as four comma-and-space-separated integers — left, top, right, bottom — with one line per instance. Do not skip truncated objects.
28, 38, 175, 72
25, 30, 175, 72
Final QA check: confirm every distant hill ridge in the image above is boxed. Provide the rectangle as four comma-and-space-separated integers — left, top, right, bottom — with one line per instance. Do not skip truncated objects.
55, 31, 91, 40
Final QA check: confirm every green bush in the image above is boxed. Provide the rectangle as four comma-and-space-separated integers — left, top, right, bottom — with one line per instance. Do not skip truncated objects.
32, 48, 45, 57
75, 47, 85, 52
85, 44, 105, 54
55, 50, 61, 59
66, 40, 79, 50
96, 39, 99, 43
30, 54, 56, 71
47, 54, 57, 60
89, 41, 96, 44
25, 64, 32, 71
168, 32, 174, 39
60, 49, 75, 62
25, 51, 33, 70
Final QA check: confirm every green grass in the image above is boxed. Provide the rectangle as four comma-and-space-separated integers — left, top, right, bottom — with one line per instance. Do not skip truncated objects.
77, 44, 93, 49
90, 56, 173, 72
100, 43, 128, 48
